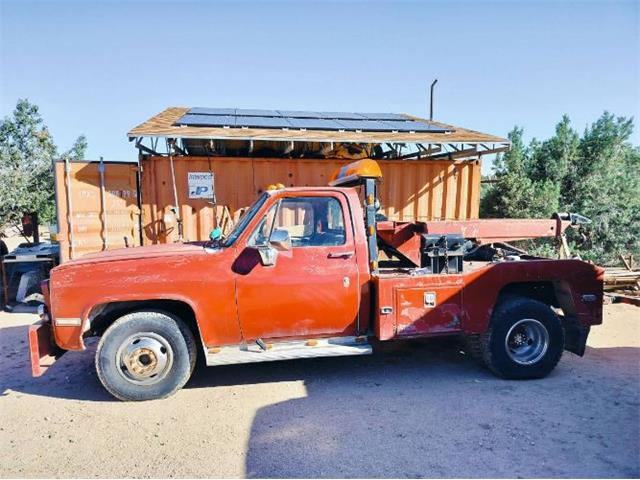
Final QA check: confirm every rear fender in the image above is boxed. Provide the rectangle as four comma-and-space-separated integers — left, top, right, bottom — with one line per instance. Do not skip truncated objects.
495, 280, 594, 356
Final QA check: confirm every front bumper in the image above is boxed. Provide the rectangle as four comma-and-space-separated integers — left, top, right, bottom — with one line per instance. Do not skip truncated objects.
28, 320, 64, 377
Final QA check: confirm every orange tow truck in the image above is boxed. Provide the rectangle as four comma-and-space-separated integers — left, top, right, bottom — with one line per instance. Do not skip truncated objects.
30, 160, 603, 400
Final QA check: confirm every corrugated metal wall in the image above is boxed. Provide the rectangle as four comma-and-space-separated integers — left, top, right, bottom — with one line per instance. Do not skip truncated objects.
54, 161, 141, 261
54, 157, 481, 260
140, 156, 481, 244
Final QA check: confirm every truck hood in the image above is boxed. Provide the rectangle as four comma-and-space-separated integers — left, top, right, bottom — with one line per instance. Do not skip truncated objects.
58, 242, 210, 267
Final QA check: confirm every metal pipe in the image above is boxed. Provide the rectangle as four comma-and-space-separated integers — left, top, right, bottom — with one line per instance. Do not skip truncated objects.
166, 139, 183, 242
206, 140, 219, 229
430, 78, 438, 120
135, 163, 144, 247
364, 178, 378, 273
64, 158, 76, 259
98, 156, 108, 250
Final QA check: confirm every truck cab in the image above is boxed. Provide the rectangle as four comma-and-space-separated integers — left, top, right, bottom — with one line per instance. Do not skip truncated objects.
30, 160, 604, 401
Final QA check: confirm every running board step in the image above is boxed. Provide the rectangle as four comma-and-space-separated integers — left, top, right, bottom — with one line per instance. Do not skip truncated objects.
205, 336, 372, 366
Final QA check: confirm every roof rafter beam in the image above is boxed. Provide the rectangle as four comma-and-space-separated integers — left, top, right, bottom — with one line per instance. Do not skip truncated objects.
477, 145, 510, 156
392, 145, 442, 160
135, 138, 161, 156
429, 146, 479, 160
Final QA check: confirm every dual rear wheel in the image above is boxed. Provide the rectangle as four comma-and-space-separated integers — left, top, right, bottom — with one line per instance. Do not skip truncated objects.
468, 296, 565, 379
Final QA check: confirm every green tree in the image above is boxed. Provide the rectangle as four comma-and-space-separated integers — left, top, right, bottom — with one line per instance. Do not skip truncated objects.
0, 99, 86, 233
565, 113, 640, 263
481, 127, 557, 219
481, 112, 640, 265
529, 115, 579, 186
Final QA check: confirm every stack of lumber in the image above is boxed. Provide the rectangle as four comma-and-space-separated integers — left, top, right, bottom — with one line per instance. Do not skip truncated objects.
603, 268, 640, 292
604, 264, 640, 306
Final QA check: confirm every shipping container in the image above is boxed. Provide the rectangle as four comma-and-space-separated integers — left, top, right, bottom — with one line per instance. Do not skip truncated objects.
54, 156, 481, 259
139, 156, 481, 245
54, 160, 141, 261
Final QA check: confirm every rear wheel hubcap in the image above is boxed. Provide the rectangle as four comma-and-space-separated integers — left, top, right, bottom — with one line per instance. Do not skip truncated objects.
505, 318, 549, 365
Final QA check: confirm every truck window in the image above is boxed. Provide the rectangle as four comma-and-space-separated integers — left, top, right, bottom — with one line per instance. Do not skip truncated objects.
274, 197, 346, 247
221, 192, 269, 247
248, 204, 278, 246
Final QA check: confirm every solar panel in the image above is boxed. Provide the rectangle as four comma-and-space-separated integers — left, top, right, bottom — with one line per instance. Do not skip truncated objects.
334, 119, 389, 131
361, 112, 407, 121
188, 107, 236, 116
235, 116, 292, 128
276, 110, 322, 118
176, 114, 236, 127
380, 120, 448, 132
236, 108, 283, 117
175, 108, 451, 133
317, 112, 366, 120
287, 118, 345, 130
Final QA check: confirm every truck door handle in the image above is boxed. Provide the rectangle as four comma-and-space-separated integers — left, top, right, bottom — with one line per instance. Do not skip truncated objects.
328, 251, 354, 259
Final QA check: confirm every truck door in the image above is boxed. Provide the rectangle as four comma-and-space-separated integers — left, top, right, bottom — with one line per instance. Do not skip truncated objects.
235, 193, 360, 341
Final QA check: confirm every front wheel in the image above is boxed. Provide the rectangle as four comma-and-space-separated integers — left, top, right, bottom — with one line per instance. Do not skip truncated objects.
480, 297, 564, 379
96, 310, 197, 401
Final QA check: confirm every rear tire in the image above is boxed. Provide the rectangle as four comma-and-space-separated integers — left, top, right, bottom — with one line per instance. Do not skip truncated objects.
96, 310, 197, 401
479, 297, 564, 379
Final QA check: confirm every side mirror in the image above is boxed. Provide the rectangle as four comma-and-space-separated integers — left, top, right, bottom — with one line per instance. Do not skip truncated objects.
269, 229, 291, 251
257, 247, 277, 267
248, 229, 290, 267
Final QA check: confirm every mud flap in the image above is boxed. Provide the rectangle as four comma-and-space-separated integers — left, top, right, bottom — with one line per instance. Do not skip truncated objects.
28, 320, 64, 377
563, 317, 590, 357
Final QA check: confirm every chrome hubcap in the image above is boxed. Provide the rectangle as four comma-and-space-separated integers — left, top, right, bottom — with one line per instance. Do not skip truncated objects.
116, 333, 173, 385
505, 318, 549, 365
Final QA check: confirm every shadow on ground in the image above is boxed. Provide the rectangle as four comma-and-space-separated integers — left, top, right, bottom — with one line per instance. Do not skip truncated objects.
1, 319, 475, 402
1, 318, 638, 478
237, 343, 640, 478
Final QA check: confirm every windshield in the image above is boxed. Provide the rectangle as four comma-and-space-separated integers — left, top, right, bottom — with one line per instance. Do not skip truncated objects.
221, 192, 269, 247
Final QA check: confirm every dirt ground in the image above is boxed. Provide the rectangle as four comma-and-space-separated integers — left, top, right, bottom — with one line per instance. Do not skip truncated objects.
0, 303, 638, 478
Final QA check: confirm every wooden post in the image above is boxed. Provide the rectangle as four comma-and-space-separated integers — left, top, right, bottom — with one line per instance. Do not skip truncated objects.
620, 254, 632, 271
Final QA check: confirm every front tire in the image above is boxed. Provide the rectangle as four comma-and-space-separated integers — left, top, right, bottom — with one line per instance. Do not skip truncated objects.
96, 310, 197, 401
480, 297, 564, 379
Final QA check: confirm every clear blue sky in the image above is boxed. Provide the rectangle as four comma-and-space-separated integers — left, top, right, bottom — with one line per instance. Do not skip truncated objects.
1, 0, 638, 174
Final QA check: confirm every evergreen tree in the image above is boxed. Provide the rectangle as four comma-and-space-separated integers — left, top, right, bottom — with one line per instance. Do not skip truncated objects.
566, 113, 640, 262
530, 115, 579, 186
481, 112, 640, 265
0, 99, 86, 231
481, 127, 556, 218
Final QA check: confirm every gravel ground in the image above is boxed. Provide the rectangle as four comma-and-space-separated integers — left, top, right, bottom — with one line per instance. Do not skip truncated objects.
0, 303, 638, 478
